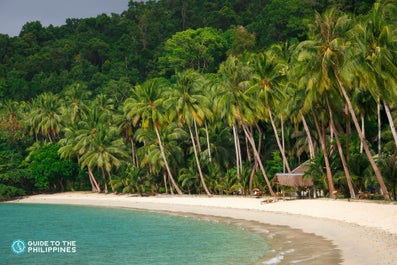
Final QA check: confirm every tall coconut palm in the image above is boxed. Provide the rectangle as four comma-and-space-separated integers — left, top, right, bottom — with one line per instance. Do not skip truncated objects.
298, 8, 390, 199
79, 123, 128, 193
216, 55, 253, 178
59, 110, 102, 192
250, 50, 291, 173
356, 1, 397, 149
60, 83, 91, 124
123, 78, 183, 195
325, 92, 356, 198
25, 92, 64, 143
166, 70, 212, 195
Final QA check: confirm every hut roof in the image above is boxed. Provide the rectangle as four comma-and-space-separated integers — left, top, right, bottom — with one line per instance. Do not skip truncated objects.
274, 161, 313, 187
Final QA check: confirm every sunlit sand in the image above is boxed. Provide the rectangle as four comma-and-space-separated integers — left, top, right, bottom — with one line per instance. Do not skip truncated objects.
12, 192, 397, 265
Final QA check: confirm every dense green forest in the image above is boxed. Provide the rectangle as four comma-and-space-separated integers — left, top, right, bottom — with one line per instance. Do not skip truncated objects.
1, 0, 396, 200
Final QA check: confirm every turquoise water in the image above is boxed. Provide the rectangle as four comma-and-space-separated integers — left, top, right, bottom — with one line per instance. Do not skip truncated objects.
0, 204, 269, 265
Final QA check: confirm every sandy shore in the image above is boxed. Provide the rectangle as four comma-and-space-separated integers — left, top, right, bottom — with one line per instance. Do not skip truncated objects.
8, 192, 397, 265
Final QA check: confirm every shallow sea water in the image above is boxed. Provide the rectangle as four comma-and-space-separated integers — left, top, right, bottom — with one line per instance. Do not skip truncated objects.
0, 203, 269, 265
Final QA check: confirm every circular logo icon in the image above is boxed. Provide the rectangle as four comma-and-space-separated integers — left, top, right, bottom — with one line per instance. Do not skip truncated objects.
11, 240, 26, 254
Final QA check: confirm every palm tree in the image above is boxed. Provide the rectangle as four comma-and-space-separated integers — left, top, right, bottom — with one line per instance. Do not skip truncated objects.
298, 8, 390, 199
216, 55, 253, 178
79, 123, 128, 193
250, 50, 291, 172
356, 1, 397, 149
325, 92, 356, 198
58, 112, 101, 192
25, 92, 63, 143
166, 70, 212, 195
60, 83, 91, 124
123, 78, 183, 195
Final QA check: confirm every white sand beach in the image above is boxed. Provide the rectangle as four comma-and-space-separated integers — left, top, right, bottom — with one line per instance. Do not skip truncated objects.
10, 192, 397, 265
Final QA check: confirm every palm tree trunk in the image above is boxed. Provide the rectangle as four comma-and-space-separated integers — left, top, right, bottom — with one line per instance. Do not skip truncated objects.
107, 171, 115, 193
281, 115, 286, 173
301, 114, 315, 159
87, 170, 96, 192
242, 124, 275, 196
383, 101, 397, 149
345, 105, 351, 162
268, 107, 291, 172
188, 123, 211, 196
326, 94, 355, 198
130, 138, 137, 167
245, 133, 252, 162
233, 124, 241, 178
163, 171, 169, 194
101, 167, 108, 193
88, 166, 101, 192
360, 114, 365, 153
248, 124, 262, 194
204, 121, 212, 162
312, 112, 336, 198
154, 126, 183, 195
193, 119, 202, 152
336, 76, 390, 200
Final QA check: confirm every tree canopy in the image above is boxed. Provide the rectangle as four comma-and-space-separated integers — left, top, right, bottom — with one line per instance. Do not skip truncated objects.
4, 0, 397, 201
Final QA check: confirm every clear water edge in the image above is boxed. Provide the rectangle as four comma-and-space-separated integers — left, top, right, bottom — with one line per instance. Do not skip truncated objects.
0, 203, 342, 265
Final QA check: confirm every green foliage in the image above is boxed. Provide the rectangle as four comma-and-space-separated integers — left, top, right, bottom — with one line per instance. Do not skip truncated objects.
159, 27, 227, 75
0, 184, 26, 200
27, 143, 77, 192
266, 151, 283, 178
0, 0, 396, 199
378, 153, 397, 200
111, 162, 151, 195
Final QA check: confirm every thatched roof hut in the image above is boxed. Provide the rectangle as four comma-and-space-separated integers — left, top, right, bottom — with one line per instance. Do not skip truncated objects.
274, 162, 313, 188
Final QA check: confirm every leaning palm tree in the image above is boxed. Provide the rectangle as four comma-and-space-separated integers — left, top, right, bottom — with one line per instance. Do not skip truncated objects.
216, 55, 253, 178
166, 70, 212, 195
298, 8, 390, 199
58, 112, 101, 192
78, 123, 127, 193
355, 1, 397, 149
250, 50, 291, 173
123, 78, 183, 195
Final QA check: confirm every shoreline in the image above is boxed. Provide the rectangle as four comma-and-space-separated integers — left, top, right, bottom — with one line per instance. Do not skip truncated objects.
7, 192, 397, 265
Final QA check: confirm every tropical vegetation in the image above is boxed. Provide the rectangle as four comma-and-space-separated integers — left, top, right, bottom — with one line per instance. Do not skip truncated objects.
1, 0, 396, 200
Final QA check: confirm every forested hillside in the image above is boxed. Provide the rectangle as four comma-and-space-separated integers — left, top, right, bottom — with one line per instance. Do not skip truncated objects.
2, 0, 397, 201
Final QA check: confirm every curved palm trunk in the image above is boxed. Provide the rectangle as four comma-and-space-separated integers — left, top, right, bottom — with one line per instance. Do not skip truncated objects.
188, 123, 211, 196
383, 101, 397, 149
312, 113, 336, 198
301, 114, 315, 159
88, 166, 101, 193
268, 107, 291, 173
242, 124, 275, 196
326, 94, 355, 198
154, 126, 183, 195
336, 76, 390, 200
248, 124, 262, 194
